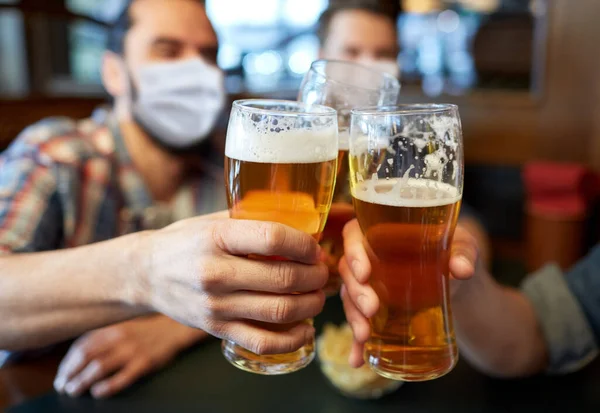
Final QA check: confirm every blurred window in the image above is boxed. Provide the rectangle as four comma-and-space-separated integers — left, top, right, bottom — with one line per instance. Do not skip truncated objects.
66, 0, 126, 23
0, 8, 28, 97
47, 0, 127, 95
206, 0, 328, 95
399, 0, 545, 96
0, 0, 546, 99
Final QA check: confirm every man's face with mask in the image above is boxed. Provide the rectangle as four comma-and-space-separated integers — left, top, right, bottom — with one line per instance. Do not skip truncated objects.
102, 0, 225, 151
319, 9, 400, 78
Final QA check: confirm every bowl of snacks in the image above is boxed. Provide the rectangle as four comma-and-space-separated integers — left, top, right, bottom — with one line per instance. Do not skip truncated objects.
317, 323, 403, 399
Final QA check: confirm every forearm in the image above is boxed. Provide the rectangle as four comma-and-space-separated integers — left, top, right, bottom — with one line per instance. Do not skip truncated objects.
453, 270, 548, 377
0, 233, 149, 350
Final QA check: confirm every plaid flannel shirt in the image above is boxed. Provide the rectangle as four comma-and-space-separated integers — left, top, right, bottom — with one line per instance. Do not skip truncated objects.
0, 110, 227, 256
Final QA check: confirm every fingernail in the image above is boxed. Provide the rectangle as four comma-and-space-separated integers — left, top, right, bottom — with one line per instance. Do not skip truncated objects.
54, 377, 66, 393
357, 294, 368, 314
65, 382, 79, 397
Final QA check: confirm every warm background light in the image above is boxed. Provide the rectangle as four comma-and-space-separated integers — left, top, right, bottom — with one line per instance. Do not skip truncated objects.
402, 0, 442, 14
456, 0, 500, 13
403, 0, 500, 14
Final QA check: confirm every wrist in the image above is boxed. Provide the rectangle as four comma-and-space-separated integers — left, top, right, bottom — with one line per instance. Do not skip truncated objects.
117, 231, 155, 312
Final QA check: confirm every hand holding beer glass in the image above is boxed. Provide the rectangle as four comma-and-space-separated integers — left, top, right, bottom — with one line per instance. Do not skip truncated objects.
348, 104, 463, 381
298, 60, 400, 294
222, 100, 338, 374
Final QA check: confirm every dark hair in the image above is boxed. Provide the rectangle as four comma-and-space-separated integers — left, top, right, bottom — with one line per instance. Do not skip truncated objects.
106, 0, 205, 54
316, 0, 399, 45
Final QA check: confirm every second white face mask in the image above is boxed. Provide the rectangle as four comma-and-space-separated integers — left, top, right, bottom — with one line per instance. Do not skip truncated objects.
133, 58, 226, 149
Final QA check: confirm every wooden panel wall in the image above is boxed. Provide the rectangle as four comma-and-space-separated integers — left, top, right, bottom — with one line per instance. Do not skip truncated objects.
0, 98, 104, 149
400, 0, 600, 168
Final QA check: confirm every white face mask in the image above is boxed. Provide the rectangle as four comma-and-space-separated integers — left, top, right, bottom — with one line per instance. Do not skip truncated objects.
358, 59, 401, 79
132, 58, 226, 150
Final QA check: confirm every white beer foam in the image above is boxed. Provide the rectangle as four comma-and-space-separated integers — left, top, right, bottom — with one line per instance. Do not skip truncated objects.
226, 122, 338, 164
352, 178, 461, 207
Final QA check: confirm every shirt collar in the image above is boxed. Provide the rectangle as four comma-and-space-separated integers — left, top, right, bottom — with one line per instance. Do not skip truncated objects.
104, 111, 204, 230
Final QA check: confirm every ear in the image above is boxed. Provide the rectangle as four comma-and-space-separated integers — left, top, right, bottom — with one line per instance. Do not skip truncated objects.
101, 51, 128, 98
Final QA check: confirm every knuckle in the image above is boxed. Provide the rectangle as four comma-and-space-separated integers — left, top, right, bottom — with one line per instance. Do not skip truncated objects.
268, 297, 295, 323
197, 259, 223, 292
88, 359, 105, 376
110, 328, 128, 342
297, 233, 313, 258
248, 334, 274, 355
273, 263, 296, 292
202, 296, 224, 318
206, 320, 227, 339
262, 223, 287, 254
75, 346, 92, 362
210, 220, 229, 251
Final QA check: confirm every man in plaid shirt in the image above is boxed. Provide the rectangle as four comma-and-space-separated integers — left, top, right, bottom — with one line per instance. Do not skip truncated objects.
0, 0, 329, 399
0, 0, 228, 398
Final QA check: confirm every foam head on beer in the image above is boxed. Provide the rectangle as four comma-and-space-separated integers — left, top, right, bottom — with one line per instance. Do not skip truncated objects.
225, 101, 338, 165
349, 104, 463, 382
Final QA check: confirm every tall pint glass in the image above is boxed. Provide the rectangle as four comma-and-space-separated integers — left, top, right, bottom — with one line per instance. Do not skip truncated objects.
222, 99, 338, 374
349, 104, 463, 381
298, 60, 400, 293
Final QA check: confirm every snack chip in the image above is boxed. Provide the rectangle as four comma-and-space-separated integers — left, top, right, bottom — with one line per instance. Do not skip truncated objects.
317, 323, 403, 399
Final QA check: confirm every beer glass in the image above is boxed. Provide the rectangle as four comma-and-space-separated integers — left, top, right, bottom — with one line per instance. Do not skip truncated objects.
298, 60, 400, 294
349, 104, 463, 381
223, 99, 338, 374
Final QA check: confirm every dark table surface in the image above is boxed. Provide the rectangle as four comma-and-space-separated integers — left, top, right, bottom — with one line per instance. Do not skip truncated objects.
4, 292, 600, 413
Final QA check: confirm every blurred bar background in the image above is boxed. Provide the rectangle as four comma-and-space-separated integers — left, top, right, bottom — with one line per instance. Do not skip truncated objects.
1, 0, 600, 266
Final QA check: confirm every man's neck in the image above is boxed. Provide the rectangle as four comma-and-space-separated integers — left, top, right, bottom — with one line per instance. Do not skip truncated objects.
119, 120, 186, 203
